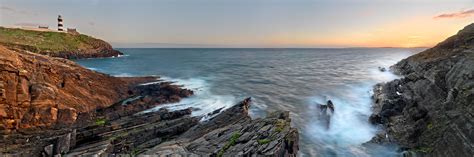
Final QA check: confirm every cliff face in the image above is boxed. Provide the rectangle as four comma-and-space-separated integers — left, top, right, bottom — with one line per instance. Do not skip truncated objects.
0, 45, 141, 131
0, 27, 122, 59
369, 24, 474, 156
0, 45, 196, 155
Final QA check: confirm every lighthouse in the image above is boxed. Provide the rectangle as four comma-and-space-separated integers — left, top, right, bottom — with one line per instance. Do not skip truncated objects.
58, 15, 64, 32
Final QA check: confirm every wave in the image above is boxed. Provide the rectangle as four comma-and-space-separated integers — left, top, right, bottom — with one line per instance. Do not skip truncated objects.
142, 77, 237, 121
303, 67, 404, 156
113, 73, 134, 77
86, 67, 100, 71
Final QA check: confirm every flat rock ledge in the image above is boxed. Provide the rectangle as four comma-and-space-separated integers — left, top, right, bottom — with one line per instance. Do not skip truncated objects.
67, 98, 299, 157
145, 98, 299, 156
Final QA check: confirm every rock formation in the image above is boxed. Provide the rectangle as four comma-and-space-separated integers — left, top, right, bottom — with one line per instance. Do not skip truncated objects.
0, 45, 150, 131
316, 100, 335, 130
0, 34, 299, 156
368, 23, 474, 156
66, 98, 299, 156
142, 98, 299, 156
0, 45, 195, 156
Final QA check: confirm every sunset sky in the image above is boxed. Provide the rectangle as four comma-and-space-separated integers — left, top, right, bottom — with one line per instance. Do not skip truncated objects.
1, 0, 473, 48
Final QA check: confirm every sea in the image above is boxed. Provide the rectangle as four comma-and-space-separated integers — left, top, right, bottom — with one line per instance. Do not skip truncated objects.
75, 48, 423, 157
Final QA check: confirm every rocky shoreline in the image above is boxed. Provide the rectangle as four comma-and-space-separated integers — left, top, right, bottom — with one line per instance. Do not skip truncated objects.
0, 30, 299, 156
3, 22, 472, 156
368, 23, 474, 156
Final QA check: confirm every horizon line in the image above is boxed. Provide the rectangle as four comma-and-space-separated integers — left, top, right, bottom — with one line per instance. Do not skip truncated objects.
113, 46, 429, 49
111, 42, 431, 49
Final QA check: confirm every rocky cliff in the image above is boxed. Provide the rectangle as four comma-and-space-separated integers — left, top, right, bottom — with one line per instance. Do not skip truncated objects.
0, 37, 299, 156
369, 23, 474, 156
0, 27, 122, 59
0, 45, 159, 131
0, 45, 195, 155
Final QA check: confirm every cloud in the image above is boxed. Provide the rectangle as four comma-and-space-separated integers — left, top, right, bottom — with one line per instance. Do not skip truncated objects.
88, 22, 95, 26
434, 9, 474, 19
14, 22, 46, 27
0, 6, 38, 16
0, 6, 15, 12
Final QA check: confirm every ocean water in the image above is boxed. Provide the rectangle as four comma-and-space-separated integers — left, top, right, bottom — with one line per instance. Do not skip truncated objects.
75, 48, 422, 157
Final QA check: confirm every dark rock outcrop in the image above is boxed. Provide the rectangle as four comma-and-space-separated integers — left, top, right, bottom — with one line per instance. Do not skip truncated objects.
144, 98, 299, 157
368, 23, 474, 156
317, 100, 335, 130
60, 98, 299, 157
68, 108, 199, 156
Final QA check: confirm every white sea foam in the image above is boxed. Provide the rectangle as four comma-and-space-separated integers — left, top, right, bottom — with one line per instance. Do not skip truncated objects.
306, 85, 376, 147
113, 73, 134, 77
142, 77, 236, 121
116, 54, 130, 58
86, 67, 100, 71
303, 53, 412, 156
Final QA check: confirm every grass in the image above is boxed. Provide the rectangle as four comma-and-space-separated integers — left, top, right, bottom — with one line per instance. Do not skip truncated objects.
95, 118, 107, 126
130, 148, 140, 157
257, 139, 271, 145
413, 146, 432, 153
217, 132, 241, 157
427, 123, 433, 129
0, 27, 100, 53
275, 119, 287, 132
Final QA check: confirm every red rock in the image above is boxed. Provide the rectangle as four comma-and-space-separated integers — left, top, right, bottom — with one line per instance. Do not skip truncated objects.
0, 46, 154, 130
57, 108, 78, 125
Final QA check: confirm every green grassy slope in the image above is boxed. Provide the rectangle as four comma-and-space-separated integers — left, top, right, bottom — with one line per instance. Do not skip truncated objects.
0, 27, 121, 59
0, 27, 100, 52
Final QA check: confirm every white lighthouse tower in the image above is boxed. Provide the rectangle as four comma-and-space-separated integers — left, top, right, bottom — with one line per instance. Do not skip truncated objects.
58, 15, 64, 32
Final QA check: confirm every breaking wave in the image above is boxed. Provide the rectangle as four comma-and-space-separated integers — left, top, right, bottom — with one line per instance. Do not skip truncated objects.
142, 77, 237, 121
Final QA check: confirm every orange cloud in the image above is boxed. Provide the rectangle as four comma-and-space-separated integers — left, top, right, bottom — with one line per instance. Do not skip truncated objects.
434, 9, 474, 19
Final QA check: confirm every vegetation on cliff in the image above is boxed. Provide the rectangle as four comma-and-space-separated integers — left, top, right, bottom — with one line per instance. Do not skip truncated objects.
0, 27, 122, 59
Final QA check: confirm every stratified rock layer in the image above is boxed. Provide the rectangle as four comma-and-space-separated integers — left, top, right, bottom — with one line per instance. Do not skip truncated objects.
369, 23, 474, 156
0, 45, 194, 156
144, 98, 299, 156
0, 45, 131, 131
66, 98, 299, 157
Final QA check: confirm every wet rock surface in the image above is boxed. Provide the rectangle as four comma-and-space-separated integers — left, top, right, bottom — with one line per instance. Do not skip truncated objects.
317, 100, 335, 130
368, 23, 474, 156
144, 98, 299, 157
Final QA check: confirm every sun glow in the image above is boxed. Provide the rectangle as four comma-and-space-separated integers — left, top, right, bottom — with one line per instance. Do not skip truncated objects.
267, 17, 473, 48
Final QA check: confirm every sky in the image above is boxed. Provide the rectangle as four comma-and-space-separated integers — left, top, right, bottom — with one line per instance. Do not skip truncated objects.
1, 0, 473, 48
